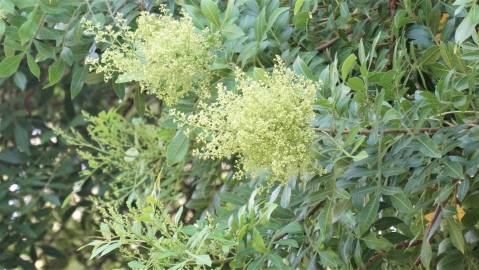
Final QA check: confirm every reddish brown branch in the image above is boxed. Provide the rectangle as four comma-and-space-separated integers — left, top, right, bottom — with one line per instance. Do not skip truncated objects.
316, 29, 355, 52
389, 0, 397, 17
316, 36, 340, 51
367, 239, 422, 267
314, 120, 479, 135
414, 205, 443, 265
23, 90, 35, 116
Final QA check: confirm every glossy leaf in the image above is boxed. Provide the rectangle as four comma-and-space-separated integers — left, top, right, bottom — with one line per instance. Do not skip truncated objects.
446, 218, 465, 254
70, 64, 87, 99
357, 193, 380, 235
341, 54, 357, 81
26, 53, 40, 79
0, 54, 23, 78
200, 0, 220, 28
44, 60, 66, 89
416, 134, 442, 158
166, 131, 189, 166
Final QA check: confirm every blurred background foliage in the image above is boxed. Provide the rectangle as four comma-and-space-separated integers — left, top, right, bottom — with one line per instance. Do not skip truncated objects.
0, 0, 145, 268
1, 0, 479, 269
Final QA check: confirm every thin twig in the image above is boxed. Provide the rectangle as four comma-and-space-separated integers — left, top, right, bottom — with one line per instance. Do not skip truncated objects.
414, 205, 443, 265
316, 36, 340, 51
316, 17, 368, 52
367, 239, 422, 267
389, 0, 397, 17
436, 110, 479, 117
313, 120, 479, 135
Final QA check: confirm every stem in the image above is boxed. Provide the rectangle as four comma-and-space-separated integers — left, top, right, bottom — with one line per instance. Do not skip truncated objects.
313, 120, 479, 135
414, 204, 443, 265
316, 36, 339, 51
367, 239, 422, 267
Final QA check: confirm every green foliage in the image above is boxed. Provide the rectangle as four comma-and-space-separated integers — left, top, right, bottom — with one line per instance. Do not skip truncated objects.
3, 0, 479, 269
0, 0, 159, 268
87, 187, 292, 269
56, 109, 217, 207
87, 196, 235, 269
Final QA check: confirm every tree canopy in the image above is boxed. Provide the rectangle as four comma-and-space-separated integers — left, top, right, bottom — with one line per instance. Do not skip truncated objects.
1, 0, 479, 269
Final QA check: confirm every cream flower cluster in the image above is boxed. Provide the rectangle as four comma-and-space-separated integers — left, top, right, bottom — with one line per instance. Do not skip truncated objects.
179, 59, 319, 183
84, 11, 216, 105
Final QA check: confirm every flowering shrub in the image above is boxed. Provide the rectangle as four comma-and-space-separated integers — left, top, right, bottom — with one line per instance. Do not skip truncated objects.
84, 11, 217, 105
176, 59, 319, 183
4, 0, 479, 269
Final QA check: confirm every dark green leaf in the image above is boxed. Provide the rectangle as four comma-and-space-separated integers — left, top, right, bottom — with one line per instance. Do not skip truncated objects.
70, 64, 87, 99
99, 242, 121, 257
420, 240, 432, 269
200, 0, 220, 28
128, 261, 146, 269
191, 254, 212, 266
293, 56, 315, 80
267, 7, 289, 30
294, 0, 305, 15
457, 180, 469, 202
0, 149, 25, 164
362, 233, 393, 250
26, 53, 40, 80
0, 21, 5, 38
0, 54, 23, 78
318, 250, 342, 268
113, 83, 126, 99
446, 218, 465, 254
18, 8, 43, 45
280, 221, 302, 234
251, 228, 267, 253
455, 5, 479, 44
341, 54, 357, 81
14, 124, 30, 154
416, 134, 441, 158
443, 159, 464, 179
437, 253, 465, 270
389, 192, 414, 214
222, 23, 244, 39
357, 193, 380, 235
294, 11, 309, 29
275, 239, 298, 248
254, 9, 267, 42
166, 131, 189, 166
44, 60, 66, 88
13, 71, 27, 91
134, 90, 146, 115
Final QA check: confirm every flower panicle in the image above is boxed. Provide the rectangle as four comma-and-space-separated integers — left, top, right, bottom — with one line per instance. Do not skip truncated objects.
84, 11, 217, 105
180, 58, 321, 183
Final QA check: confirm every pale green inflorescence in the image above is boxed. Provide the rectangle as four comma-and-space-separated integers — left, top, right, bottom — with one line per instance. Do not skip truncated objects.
177, 59, 320, 183
56, 109, 178, 201
84, 11, 217, 105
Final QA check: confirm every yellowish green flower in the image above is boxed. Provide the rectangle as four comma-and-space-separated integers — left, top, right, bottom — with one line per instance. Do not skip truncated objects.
84, 11, 217, 105
177, 59, 320, 183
